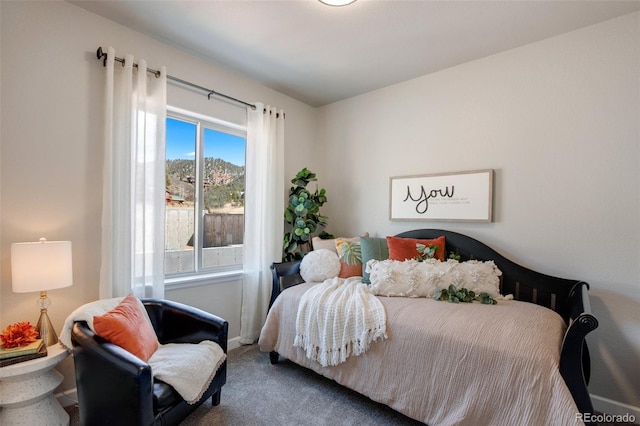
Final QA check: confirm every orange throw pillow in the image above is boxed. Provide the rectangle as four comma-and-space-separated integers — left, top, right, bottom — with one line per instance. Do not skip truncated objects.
93, 294, 159, 362
386, 235, 446, 262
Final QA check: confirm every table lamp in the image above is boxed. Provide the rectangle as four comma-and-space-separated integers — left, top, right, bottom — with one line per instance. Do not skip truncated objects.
11, 238, 73, 346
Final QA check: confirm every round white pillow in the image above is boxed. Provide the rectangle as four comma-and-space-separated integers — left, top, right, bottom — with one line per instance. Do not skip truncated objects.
300, 249, 341, 282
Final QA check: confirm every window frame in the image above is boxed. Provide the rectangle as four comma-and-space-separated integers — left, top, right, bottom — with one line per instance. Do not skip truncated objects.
165, 106, 247, 286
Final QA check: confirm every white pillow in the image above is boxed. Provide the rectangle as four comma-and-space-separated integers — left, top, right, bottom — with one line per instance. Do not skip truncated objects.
311, 233, 369, 253
367, 258, 503, 298
300, 249, 341, 282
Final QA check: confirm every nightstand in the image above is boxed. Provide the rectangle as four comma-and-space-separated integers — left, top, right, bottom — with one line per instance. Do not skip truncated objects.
0, 343, 70, 426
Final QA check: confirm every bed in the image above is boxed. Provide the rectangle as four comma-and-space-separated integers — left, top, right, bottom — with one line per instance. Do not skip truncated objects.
258, 229, 598, 425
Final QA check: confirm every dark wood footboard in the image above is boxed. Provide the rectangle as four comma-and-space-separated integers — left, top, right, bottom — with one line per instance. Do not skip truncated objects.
561, 282, 599, 420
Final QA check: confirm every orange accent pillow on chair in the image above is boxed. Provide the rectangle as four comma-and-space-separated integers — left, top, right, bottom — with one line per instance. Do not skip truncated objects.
93, 294, 159, 362
386, 235, 446, 261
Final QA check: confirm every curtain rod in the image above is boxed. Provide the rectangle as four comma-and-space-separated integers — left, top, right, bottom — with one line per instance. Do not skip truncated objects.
96, 47, 256, 110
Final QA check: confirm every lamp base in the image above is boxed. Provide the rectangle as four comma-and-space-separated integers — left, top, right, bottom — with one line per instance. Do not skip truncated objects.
36, 309, 58, 347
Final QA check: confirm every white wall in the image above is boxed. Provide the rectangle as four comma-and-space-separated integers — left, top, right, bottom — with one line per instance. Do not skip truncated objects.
0, 0, 317, 395
318, 12, 640, 411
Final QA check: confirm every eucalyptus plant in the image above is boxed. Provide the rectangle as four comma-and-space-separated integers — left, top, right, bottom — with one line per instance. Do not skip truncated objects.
282, 167, 331, 261
434, 284, 497, 305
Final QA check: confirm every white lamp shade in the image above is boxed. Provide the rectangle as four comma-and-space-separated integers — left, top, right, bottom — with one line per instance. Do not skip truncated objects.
11, 239, 73, 293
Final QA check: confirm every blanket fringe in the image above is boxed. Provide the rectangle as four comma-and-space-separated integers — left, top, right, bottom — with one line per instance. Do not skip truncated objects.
295, 326, 387, 367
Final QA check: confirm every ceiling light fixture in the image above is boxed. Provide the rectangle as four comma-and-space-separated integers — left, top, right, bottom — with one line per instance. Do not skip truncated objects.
318, 0, 357, 6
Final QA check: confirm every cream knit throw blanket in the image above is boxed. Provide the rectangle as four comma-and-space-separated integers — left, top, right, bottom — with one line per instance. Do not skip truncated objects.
294, 276, 387, 367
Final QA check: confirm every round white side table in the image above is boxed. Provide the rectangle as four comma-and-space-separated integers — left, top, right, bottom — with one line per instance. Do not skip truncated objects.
0, 343, 70, 426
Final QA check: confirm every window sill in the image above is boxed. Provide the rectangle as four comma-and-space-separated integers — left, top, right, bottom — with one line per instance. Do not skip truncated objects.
165, 269, 243, 290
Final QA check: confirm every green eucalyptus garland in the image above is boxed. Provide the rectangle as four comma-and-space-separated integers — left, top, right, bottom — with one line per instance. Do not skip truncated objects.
434, 284, 497, 305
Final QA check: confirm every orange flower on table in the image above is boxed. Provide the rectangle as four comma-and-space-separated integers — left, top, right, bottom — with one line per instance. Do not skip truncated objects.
0, 321, 39, 348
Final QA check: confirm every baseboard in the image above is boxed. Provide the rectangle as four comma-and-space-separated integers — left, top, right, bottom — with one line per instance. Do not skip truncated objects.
56, 388, 78, 408
227, 336, 242, 351
591, 394, 640, 421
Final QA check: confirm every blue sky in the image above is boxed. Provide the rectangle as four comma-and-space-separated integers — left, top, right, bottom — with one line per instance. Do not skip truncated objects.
165, 117, 245, 166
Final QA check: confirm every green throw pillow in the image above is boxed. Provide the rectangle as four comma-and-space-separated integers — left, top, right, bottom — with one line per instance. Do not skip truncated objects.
360, 237, 390, 284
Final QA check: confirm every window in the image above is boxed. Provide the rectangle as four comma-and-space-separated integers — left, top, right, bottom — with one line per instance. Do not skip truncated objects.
164, 108, 246, 278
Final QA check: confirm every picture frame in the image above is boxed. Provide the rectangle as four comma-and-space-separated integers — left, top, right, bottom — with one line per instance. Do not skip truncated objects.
389, 169, 494, 222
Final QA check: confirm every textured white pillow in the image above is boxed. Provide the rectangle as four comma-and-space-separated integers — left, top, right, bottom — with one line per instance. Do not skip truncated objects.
300, 249, 341, 282
367, 258, 503, 298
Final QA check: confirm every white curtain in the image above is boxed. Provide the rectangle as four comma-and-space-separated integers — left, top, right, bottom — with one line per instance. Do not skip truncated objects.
240, 103, 285, 344
100, 47, 167, 300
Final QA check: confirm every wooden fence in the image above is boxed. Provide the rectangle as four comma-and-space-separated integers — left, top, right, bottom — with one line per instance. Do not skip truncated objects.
166, 208, 244, 249
202, 213, 244, 247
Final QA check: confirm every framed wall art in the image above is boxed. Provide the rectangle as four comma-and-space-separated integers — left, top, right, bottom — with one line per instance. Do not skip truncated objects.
389, 169, 494, 222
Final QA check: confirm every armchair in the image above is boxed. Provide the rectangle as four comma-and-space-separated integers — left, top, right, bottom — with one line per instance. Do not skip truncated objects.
70, 298, 228, 426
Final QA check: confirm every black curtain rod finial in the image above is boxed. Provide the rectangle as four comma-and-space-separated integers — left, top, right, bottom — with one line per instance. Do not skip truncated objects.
96, 46, 107, 67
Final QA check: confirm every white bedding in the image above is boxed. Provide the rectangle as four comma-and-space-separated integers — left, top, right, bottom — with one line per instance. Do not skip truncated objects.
259, 282, 584, 426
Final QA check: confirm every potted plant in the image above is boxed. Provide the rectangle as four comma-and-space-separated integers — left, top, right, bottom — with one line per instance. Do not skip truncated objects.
282, 168, 332, 261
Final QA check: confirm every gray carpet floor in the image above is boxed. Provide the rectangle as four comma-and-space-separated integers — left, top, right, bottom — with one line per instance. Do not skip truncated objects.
66, 344, 423, 425
64, 345, 635, 425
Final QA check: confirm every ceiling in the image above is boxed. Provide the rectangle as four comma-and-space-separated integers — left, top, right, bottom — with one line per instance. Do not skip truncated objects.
71, 0, 640, 107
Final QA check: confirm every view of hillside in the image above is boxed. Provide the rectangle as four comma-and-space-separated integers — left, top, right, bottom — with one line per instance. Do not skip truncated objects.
166, 158, 245, 212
